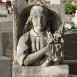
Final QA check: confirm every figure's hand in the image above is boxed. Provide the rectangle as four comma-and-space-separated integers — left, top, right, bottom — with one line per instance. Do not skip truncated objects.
47, 55, 54, 62
41, 54, 61, 67
41, 54, 54, 67
47, 54, 61, 65
53, 56, 61, 65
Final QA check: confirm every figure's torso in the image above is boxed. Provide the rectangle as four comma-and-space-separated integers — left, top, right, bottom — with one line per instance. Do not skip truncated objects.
29, 29, 48, 65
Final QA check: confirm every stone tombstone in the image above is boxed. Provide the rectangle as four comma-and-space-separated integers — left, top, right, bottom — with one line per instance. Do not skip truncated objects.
13, 0, 69, 77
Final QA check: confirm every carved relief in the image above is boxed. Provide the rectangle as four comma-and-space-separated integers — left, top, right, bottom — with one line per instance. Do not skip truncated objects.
16, 2, 64, 66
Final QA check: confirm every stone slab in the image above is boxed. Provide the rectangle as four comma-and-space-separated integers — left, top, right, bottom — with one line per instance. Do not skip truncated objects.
69, 75, 77, 77
12, 65, 69, 77
0, 33, 3, 55
0, 21, 13, 31
2, 32, 13, 60
0, 56, 12, 77
50, 0, 61, 4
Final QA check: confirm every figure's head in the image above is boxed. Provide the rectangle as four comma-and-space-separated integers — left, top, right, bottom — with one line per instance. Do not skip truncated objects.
30, 5, 47, 31
24, 4, 62, 34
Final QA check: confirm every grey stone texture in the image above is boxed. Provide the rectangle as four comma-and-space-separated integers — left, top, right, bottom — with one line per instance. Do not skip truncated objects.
16, 4, 63, 66
50, 4, 65, 23
0, 19, 13, 59
2, 32, 13, 59
0, 56, 12, 77
0, 21, 13, 31
69, 75, 77, 77
13, 3, 64, 61
50, 0, 61, 4
0, 33, 3, 55
13, 0, 67, 77
0, 7, 13, 77
12, 65, 69, 77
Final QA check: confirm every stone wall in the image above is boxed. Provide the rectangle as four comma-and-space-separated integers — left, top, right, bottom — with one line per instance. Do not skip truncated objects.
0, 21, 13, 59
0, 16, 13, 77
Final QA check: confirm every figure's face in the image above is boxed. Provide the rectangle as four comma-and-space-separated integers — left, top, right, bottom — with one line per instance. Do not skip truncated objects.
31, 6, 47, 31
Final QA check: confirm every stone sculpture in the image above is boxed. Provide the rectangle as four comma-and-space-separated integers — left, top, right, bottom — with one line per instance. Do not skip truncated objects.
16, 2, 64, 66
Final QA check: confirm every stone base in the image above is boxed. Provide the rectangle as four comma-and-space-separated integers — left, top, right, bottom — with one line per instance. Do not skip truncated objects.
12, 64, 69, 77
69, 75, 77, 77
0, 56, 11, 77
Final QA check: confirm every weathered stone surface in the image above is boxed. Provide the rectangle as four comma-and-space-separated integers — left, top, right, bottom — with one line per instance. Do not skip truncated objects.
0, 33, 3, 55
2, 32, 13, 60
50, 4, 65, 23
13, 3, 63, 61
0, 21, 13, 31
69, 75, 77, 77
0, 56, 12, 77
13, 1, 66, 77
50, 0, 61, 4
12, 65, 69, 77
0, 20, 13, 59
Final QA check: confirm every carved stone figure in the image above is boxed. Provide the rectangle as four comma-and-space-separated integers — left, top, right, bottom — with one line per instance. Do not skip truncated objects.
16, 3, 64, 66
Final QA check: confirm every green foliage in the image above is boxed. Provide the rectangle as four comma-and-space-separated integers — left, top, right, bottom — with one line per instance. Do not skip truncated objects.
65, 4, 76, 14
72, 25, 77, 29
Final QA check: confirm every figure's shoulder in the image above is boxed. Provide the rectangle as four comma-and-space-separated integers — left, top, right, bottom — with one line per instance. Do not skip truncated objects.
22, 31, 30, 37
19, 32, 30, 41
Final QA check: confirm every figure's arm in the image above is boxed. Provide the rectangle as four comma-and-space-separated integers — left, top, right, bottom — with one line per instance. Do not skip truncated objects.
17, 34, 52, 66
24, 45, 52, 65
41, 55, 53, 67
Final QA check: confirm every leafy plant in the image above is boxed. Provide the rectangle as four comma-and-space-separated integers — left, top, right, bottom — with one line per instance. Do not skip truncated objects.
65, 4, 76, 14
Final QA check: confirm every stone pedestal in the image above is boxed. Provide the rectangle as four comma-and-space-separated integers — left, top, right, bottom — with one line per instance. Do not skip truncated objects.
69, 75, 77, 77
12, 65, 69, 77
0, 56, 12, 77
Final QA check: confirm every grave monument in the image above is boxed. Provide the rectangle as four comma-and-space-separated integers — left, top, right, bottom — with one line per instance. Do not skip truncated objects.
13, 0, 69, 77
